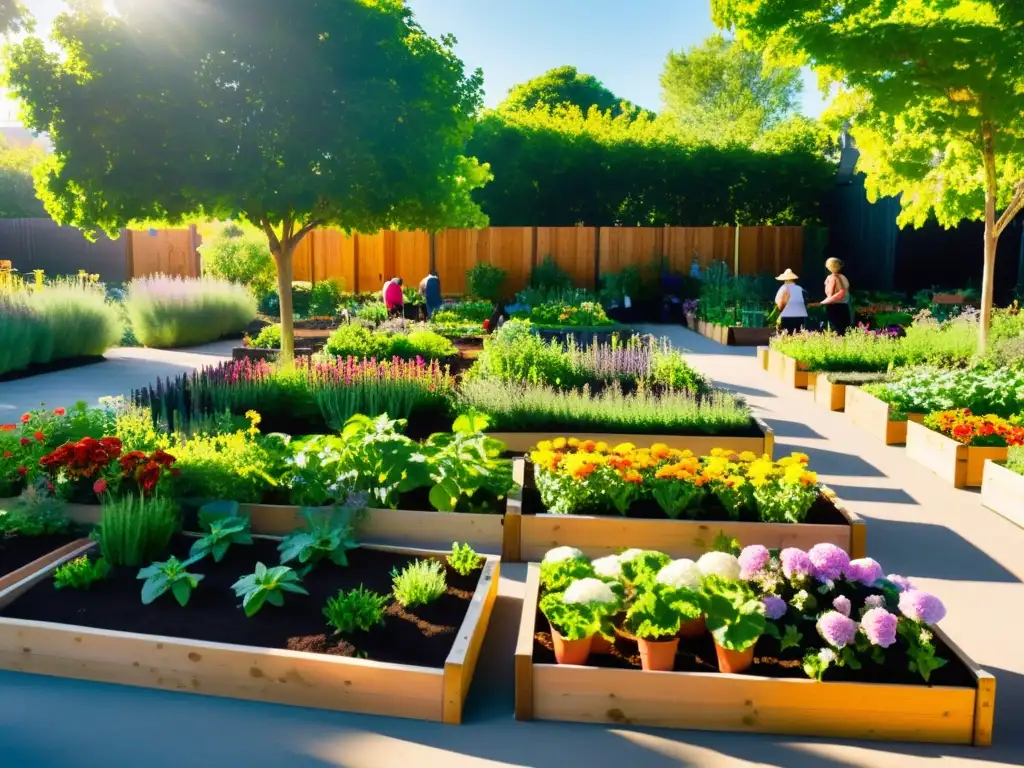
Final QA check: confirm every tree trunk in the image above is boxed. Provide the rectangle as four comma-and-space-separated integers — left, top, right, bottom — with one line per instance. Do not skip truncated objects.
980, 122, 999, 356
274, 242, 296, 364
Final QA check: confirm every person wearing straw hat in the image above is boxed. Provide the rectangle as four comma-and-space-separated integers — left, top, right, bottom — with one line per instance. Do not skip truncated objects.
774, 268, 808, 334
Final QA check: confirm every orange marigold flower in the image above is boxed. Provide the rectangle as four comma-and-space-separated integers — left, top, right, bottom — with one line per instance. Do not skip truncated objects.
651, 443, 671, 459
623, 470, 643, 484
579, 440, 597, 453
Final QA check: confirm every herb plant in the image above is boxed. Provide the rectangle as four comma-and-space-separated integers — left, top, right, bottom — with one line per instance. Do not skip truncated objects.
278, 507, 360, 573
0, 487, 70, 537
447, 542, 482, 576
99, 494, 180, 567
137, 556, 204, 607
232, 562, 309, 617
189, 501, 254, 562
323, 586, 390, 635
391, 559, 447, 607
53, 555, 109, 590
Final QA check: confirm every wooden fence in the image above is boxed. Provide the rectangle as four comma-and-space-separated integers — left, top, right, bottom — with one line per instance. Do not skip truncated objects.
292, 226, 804, 294
127, 226, 202, 279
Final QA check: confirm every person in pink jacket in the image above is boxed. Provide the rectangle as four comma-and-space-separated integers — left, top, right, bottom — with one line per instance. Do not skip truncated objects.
383, 277, 404, 318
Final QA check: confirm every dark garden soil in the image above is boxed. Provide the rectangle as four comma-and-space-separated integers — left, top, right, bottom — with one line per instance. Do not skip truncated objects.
0, 356, 106, 384
532, 607, 975, 687
3, 536, 481, 668
0, 533, 82, 578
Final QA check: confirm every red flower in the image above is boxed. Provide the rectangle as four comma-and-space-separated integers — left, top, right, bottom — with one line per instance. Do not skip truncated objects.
93, 478, 108, 494
138, 461, 162, 494
33, 431, 44, 443
0, 424, 15, 431
2, 451, 11, 459
53, 407, 66, 416
482, 319, 491, 331
16, 466, 27, 476
20, 414, 30, 424
19, 438, 31, 446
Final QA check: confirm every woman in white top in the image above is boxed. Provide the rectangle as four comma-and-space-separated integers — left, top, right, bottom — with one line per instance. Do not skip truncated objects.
774, 268, 807, 334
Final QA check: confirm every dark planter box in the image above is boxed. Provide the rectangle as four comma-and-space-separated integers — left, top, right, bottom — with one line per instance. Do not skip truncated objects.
232, 346, 313, 363
728, 327, 775, 346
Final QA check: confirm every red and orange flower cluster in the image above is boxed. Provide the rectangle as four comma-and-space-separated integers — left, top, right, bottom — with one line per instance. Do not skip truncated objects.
925, 410, 1024, 447
39, 438, 178, 497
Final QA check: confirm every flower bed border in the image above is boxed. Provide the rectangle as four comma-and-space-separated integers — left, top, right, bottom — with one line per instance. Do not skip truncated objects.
757, 346, 770, 370
844, 387, 925, 445
981, 460, 1024, 530
505, 459, 866, 562
0, 540, 500, 724
697, 321, 774, 347
905, 421, 1007, 489
809, 373, 846, 412
513, 563, 994, 745
0, 538, 94, 594
766, 349, 809, 389
487, 417, 775, 459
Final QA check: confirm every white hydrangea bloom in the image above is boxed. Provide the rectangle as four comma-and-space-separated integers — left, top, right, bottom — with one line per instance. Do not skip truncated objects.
542, 546, 585, 564
697, 551, 741, 580
563, 578, 618, 605
616, 548, 645, 563
592, 555, 623, 579
656, 559, 702, 590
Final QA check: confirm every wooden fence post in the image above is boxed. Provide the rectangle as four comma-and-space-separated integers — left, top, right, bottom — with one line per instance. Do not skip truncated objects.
734, 225, 741, 276
530, 226, 538, 273
352, 233, 360, 293
429, 231, 437, 274
593, 227, 601, 291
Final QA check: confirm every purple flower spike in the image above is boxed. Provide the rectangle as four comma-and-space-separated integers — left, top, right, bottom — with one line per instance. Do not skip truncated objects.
816, 611, 858, 649
846, 557, 884, 586
861, 608, 899, 648
898, 590, 946, 625
780, 548, 814, 580
739, 545, 771, 580
832, 595, 852, 617
808, 543, 850, 582
762, 595, 787, 620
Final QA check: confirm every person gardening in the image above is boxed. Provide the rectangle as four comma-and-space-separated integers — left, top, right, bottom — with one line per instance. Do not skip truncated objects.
383, 276, 404, 318
774, 268, 808, 334
808, 258, 852, 336
418, 271, 442, 319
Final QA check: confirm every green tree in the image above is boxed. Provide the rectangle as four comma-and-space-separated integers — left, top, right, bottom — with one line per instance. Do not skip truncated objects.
5, 0, 488, 360
0, 138, 46, 218
660, 33, 802, 145
713, 0, 1024, 352
0, 1, 28, 34
500, 65, 640, 117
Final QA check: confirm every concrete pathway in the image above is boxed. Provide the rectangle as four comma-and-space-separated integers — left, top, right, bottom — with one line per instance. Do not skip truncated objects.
0, 328, 1021, 767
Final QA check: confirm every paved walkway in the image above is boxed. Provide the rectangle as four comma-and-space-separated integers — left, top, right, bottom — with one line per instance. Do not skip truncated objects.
0, 328, 1021, 767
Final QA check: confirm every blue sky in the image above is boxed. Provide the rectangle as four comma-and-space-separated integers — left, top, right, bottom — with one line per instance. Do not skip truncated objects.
13, 0, 827, 118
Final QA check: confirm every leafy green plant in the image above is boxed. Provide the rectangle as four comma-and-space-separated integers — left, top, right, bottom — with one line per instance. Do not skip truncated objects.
232, 562, 309, 617
138, 556, 204, 607
539, 583, 620, 641
323, 585, 390, 635
125, 276, 257, 349
99, 494, 180, 567
447, 542, 482, 576
700, 575, 766, 652
355, 301, 388, 324
53, 555, 109, 590
189, 501, 254, 563
624, 579, 702, 640
0, 488, 70, 537
391, 558, 447, 607
247, 324, 281, 349
531, 255, 573, 292
466, 263, 507, 302
540, 552, 595, 592
1008, 446, 1024, 477
277, 507, 361, 572
198, 223, 277, 301
310, 279, 345, 317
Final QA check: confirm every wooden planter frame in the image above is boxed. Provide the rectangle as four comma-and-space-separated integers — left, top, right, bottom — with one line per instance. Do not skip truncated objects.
514, 564, 995, 745
844, 387, 924, 445
505, 459, 866, 563
757, 346, 770, 371
488, 417, 775, 459
809, 373, 846, 412
0, 538, 94, 594
905, 421, 1007, 489
981, 460, 1024, 530
0, 541, 500, 724
766, 349, 809, 388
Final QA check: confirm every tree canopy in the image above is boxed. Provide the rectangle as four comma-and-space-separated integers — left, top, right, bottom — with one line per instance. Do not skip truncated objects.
0, 1, 28, 34
660, 33, 802, 145
713, 0, 1024, 350
5, 0, 488, 359
499, 65, 639, 117
0, 137, 46, 218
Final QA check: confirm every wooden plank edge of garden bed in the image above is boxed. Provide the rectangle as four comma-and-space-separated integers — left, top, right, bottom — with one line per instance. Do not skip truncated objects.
515, 568, 990, 744
442, 555, 500, 724
905, 422, 1007, 489
514, 562, 541, 721
843, 388, 924, 445
0, 542, 501, 723
981, 460, 1024, 532
0, 539, 96, 595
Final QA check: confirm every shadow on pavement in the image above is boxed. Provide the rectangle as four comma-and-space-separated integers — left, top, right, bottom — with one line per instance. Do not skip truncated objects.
825, 485, 919, 506
766, 419, 825, 440
776, 444, 888, 479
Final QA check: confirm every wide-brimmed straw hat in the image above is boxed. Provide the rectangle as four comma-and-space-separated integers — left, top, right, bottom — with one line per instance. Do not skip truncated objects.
775, 269, 799, 281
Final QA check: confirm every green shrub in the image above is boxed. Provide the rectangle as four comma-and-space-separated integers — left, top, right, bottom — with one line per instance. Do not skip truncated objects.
325, 324, 376, 358
466, 263, 507, 302
471, 321, 583, 388
325, 325, 456, 361
247, 323, 281, 349
1008, 446, 1024, 476
125, 275, 257, 348
99, 494, 180, 567
355, 300, 387, 324
198, 224, 277, 301
53, 555, 109, 590
531, 255, 573, 292
310, 279, 345, 317
168, 429, 287, 504
323, 586, 389, 635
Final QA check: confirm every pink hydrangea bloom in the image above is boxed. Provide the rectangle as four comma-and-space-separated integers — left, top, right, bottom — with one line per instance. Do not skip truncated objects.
845, 557, 884, 586
861, 607, 898, 648
887, 574, 914, 592
832, 595, 852, 617
898, 590, 946, 625
780, 548, 814, 579
809, 544, 850, 582
816, 611, 858, 648
762, 595, 787, 620
739, 545, 771, 579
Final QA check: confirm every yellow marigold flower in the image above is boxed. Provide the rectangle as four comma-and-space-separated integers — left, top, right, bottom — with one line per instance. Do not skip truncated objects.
726, 474, 745, 488
777, 456, 796, 468
738, 451, 757, 462
783, 463, 806, 485
800, 471, 818, 487
595, 441, 609, 453
613, 442, 636, 455
651, 443, 671, 459
791, 452, 810, 464
567, 438, 580, 448
552, 438, 568, 450
536, 440, 553, 452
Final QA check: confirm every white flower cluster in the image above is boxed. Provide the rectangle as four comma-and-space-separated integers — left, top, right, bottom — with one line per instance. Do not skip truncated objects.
592, 555, 623, 579
563, 578, 618, 605
656, 559, 702, 590
542, 546, 585, 564
696, 551, 741, 580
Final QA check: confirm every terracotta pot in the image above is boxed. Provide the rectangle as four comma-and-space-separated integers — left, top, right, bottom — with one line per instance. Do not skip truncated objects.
637, 637, 679, 672
590, 634, 613, 655
550, 623, 593, 666
678, 615, 706, 638
715, 642, 755, 674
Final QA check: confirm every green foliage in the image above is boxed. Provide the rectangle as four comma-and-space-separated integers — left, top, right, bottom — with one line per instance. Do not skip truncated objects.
466, 263, 506, 303
53, 555, 109, 590
0, 138, 47, 218
198, 223, 277, 301
125, 276, 256, 349
1007, 446, 1024, 477
864, 367, 1024, 420
0, 493, 70, 537
500, 65, 639, 117
248, 324, 281, 350
540, 589, 619, 641
232, 562, 309, 617
310, 279, 345, 317
447, 542, 482, 577
324, 324, 456, 362
660, 33, 802, 145
700, 575, 766, 652
323, 585, 389, 635
432, 301, 493, 323
188, 501, 254, 563
137, 555, 204, 608
625, 580, 703, 640
355, 301, 388, 324
99, 494, 180, 567
540, 556, 595, 593
168, 429, 287, 504
531, 256, 574, 293
278, 508, 361, 573
391, 558, 447, 607
697, 261, 777, 326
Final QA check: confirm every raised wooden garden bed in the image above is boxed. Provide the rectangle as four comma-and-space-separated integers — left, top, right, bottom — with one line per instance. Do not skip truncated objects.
844, 387, 924, 445
766, 349, 809, 389
905, 421, 1007, 489
514, 564, 994, 745
809, 373, 846, 411
757, 346, 770, 370
981, 460, 1024, 530
0, 536, 94, 594
506, 459, 865, 563
487, 418, 775, 459
0, 539, 500, 724
697, 322, 773, 347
